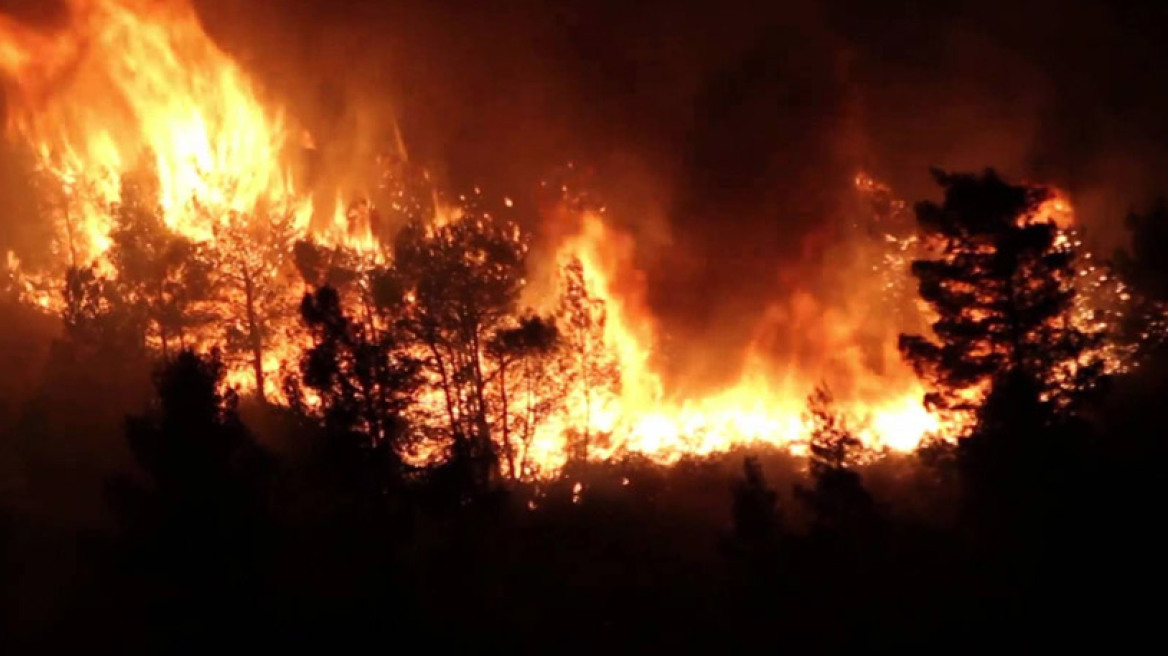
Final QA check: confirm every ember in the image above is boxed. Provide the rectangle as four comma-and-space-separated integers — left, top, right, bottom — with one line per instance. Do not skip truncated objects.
0, 0, 1143, 477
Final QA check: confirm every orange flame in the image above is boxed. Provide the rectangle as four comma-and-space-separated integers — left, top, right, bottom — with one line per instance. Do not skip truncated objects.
0, 1, 1133, 478
514, 209, 948, 475
0, 0, 311, 257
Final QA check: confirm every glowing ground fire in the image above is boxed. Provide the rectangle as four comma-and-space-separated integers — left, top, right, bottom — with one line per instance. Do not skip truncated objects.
0, 0, 1134, 476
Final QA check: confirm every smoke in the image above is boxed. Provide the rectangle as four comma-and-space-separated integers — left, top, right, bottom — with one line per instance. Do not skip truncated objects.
835, 1, 1168, 230
133, 0, 1168, 389
0, 0, 70, 28
6, 0, 1168, 387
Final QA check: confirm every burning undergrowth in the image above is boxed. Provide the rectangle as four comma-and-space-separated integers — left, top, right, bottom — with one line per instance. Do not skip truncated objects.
0, 0, 1153, 479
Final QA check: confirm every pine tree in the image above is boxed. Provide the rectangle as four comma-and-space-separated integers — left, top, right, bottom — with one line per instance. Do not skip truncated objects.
109, 350, 271, 649
899, 168, 1104, 416
388, 213, 527, 485
795, 386, 876, 537
208, 207, 298, 401
107, 170, 214, 357
487, 313, 561, 479
298, 285, 421, 490
731, 456, 782, 546
555, 257, 620, 462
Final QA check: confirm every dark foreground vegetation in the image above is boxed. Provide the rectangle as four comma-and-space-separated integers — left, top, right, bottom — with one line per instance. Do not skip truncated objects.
3, 169, 1168, 653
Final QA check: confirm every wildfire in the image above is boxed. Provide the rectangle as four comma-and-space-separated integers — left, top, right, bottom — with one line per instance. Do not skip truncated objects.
0, 1, 1140, 477
0, 0, 311, 260
0, 0, 374, 402
514, 207, 948, 475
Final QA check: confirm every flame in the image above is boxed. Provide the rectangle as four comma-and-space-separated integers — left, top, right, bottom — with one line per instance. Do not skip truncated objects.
511, 209, 950, 475
0, 0, 369, 402
0, 2, 1140, 478
0, 0, 309, 258
510, 177, 1127, 474
1032, 188, 1075, 229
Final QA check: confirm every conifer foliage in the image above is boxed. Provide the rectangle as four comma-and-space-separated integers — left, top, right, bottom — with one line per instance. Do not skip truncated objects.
899, 169, 1104, 415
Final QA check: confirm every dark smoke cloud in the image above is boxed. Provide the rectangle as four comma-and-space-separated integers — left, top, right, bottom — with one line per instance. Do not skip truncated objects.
829, 0, 1168, 238
6, 0, 1168, 383
198, 1, 1168, 196
0, 0, 70, 28
195, 0, 861, 382
194, 0, 1168, 383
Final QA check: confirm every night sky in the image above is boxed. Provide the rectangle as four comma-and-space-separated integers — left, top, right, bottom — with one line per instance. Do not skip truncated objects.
188, 0, 1168, 220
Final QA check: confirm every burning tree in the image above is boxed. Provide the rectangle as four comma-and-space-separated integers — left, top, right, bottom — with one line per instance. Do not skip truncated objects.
555, 257, 620, 462
488, 314, 563, 479
298, 286, 421, 486
107, 169, 215, 357
899, 169, 1105, 418
207, 207, 299, 401
388, 213, 527, 483
60, 265, 142, 353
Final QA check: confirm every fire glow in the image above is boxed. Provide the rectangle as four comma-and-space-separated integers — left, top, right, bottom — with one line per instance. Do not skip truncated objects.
0, 0, 1131, 476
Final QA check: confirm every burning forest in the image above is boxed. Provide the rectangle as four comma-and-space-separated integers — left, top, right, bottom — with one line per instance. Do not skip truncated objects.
0, 0, 1142, 474
3, 0, 1168, 652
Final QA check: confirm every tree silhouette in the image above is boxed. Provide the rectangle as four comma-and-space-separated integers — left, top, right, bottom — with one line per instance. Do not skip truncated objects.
298, 285, 421, 492
722, 455, 790, 649
731, 455, 782, 547
899, 168, 1104, 416
555, 257, 620, 462
290, 238, 394, 352
388, 214, 526, 487
108, 350, 271, 647
61, 265, 143, 353
795, 386, 877, 537
487, 313, 562, 479
116, 350, 269, 529
896, 171, 1107, 608
107, 170, 215, 357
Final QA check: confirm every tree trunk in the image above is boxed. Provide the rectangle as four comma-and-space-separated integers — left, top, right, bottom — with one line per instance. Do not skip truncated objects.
428, 341, 460, 440
243, 271, 265, 402
157, 281, 169, 359
63, 201, 78, 269
579, 341, 592, 462
469, 331, 495, 483
498, 356, 515, 479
